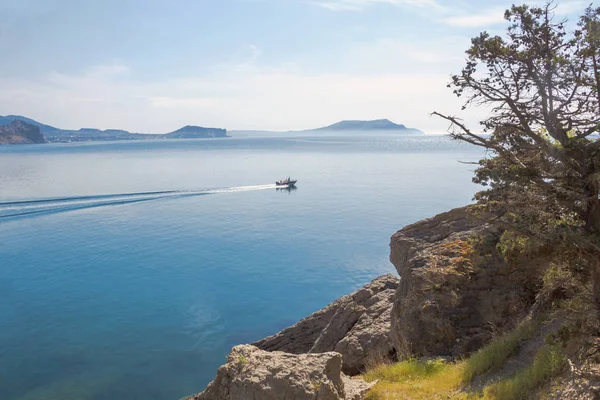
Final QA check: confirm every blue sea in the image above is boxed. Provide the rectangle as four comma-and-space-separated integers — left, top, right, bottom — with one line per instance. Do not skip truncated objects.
0, 133, 482, 399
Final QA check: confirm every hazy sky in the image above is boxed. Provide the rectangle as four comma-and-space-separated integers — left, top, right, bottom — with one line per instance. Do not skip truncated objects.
0, 0, 590, 133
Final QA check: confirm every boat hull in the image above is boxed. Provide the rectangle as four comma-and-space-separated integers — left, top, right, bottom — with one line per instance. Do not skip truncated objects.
275, 180, 297, 186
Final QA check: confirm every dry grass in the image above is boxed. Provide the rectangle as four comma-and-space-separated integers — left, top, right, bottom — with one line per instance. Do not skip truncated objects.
361, 319, 561, 400
483, 345, 566, 400
363, 358, 469, 400
461, 319, 538, 384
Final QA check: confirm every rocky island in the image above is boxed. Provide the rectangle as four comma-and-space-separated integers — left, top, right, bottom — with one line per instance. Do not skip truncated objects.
190, 206, 599, 399
310, 119, 423, 134
165, 125, 227, 139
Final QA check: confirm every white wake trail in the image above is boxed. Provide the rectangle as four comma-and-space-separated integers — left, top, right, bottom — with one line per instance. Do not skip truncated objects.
0, 183, 281, 220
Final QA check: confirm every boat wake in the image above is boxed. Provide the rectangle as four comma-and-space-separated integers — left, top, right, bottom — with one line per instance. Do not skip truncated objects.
0, 184, 277, 221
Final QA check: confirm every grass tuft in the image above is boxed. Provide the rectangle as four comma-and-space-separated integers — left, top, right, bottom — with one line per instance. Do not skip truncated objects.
361, 317, 569, 400
461, 320, 537, 384
483, 345, 566, 400
363, 358, 447, 383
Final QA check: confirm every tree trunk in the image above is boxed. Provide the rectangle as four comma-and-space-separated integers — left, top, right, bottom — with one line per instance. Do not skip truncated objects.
585, 194, 600, 319
592, 255, 600, 319
585, 196, 600, 233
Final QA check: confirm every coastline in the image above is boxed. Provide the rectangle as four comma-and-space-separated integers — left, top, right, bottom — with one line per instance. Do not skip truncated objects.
190, 205, 600, 399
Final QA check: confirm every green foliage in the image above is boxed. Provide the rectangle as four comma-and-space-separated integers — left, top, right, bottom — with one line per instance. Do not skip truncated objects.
236, 355, 248, 368
483, 345, 566, 400
461, 319, 537, 384
542, 263, 573, 292
495, 230, 531, 262
433, 2, 600, 301
467, 232, 499, 265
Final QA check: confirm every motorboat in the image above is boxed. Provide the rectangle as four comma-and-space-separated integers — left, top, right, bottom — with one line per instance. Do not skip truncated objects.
276, 178, 297, 186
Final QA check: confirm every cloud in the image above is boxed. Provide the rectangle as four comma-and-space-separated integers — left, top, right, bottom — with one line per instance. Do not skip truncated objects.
440, 1, 590, 28
532, 0, 589, 16
0, 37, 484, 134
442, 8, 507, 28
147, 97, 216, 109
342, 36, 467, 70
0, 62, 482, 134
311, 0, 443, 12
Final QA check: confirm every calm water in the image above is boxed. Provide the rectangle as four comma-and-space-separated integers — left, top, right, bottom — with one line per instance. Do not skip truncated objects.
0, 133, 482, 399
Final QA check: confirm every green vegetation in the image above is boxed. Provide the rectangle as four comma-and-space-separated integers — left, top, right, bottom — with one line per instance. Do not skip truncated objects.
363, 3, 600, 398
461, 320, 537, 384
236, 355, 248, 368
433, 1, 600, 316
364, 358, 448, 383
362, 322, 564, 400
484, 346, 566, 400
363, 358, 465, 400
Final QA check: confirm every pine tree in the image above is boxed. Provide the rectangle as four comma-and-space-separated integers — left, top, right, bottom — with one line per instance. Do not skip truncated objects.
433, 3, 600, 315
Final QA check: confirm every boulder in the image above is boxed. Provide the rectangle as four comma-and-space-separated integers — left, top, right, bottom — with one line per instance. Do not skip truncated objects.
192, 345, 374, 400
389, 206, 545, 357
254, 274, 399, 374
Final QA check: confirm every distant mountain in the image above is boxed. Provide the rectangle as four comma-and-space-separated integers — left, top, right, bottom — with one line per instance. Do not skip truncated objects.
0, 120, 46, 144
312, 119, 423, 134
165, 125, 228, 139
75, 128, 131, 137
0, 115, 59, 133
0, 115, 229, 142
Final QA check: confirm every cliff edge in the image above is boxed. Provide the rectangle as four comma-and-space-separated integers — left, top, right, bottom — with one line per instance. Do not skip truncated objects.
190, 206, 596, 399
0, 120, 45, 144
389, 206, 544, 357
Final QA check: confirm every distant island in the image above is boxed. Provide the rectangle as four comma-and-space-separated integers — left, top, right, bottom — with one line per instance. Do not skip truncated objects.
309, 119, 424, 134
0, 120, 46, 145
0, 115, 424, 145
0, 115, 228, 144
229, 119, 424, 136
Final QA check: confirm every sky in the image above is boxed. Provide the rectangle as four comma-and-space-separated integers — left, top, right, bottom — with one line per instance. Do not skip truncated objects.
0, 0, 591, 133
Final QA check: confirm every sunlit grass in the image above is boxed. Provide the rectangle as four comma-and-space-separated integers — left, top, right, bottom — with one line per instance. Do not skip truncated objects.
483, 345, 566, 400
363, 358, 448, 383
361, 319, 563, 400
363, 358, 471, 400
462, 319, 538, 384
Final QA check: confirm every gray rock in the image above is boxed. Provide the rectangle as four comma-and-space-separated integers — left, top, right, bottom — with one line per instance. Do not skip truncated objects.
192, 345, 374, 400
389, 206, 545, 357
254, 274, 399, 374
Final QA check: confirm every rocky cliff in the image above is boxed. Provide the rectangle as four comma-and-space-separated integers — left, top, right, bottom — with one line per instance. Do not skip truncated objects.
389, 206, 544, 357
254, 274, 399, 375
0, 120, 45, 144
192, 345, 374, 400
192, 206, 549, 399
